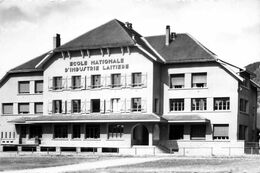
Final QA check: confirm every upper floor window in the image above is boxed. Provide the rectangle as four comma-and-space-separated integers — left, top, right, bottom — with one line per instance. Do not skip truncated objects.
35, 80, 43, 93
132, 98, 141, 112
240, 99, 248, 113
170, 74, 184, 88
86, 124, 100, 139
111, 74, 121, 88
53, 76, 63, 90
71, 76, 81, 89
18, 81, 30, 94
91, 75, 101, 88
111, 98, 120, 113
2, 103, 13, 114
214, 97, 230, 111
213, 124, 229, 140
53, 100, 62, 114
132, 73, 142, 87
192, 73, 207, 88
72, 100, 81, 113
91, 99, 100, 113
18, 103, 29, 114
169, 99, 184, 111
108, 124, 124, 139
191, 98, 207, 111
34, 102, 43, 114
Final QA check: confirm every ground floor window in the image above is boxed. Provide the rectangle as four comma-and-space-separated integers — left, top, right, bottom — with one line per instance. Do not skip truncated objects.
72, 124, 81, 139
29, 125, 42, 138
108, 124, 124, 138
213, 124, 229, 140
54, 125, 68, 138
169, 125, 184, 140
85, 124, 100, 139
190, 125, 206, 140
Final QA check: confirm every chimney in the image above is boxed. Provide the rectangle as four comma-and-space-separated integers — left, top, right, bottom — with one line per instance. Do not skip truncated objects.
53, 33, 61, 49
165, 25, 170, 46
125, 22, 132, 29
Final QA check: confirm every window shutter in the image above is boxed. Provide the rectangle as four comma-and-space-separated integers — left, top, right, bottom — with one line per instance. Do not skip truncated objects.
126, 74, 132, 87
101, 76, 105, 88
106, 75, 111, 87
100, 100, 105, 113
121, 74, 126, 88
192, 73, 207, 83
81, 76, 86, 89
48, 101, 53, 114
120, 99, 126, 113
172, 75, 184, 85
48, 78, 53, 90
62, 77, 67, 90
141, 99, 147, 113
214, 125, 229, 137
106, 99, 111, 113
3, 104, 13, 114
19, 82, 30, 93
81, 100, 86, 114
86, 76, 91, 89
126, 99, 131, 113
67, 77, 72, 89
86, 101, 90, 114
19, 104, 29, 112
62, 101, 66, 114
67, 100, 71, 114
142, 73, 147, 87
35, 81, 43, 93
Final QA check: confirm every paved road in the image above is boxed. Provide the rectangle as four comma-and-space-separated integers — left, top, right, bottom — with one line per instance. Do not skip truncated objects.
4, 157, 164, 173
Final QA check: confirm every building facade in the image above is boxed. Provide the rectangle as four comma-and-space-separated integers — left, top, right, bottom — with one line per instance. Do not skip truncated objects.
0, 19, 258, 155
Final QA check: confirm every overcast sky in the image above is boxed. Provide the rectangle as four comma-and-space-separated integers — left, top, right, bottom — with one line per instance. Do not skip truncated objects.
0, 0, 259, 78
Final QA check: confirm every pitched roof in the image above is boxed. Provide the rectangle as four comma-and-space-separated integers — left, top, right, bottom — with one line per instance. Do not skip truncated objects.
55, 19, 141, 51
9, 114, 163, 123
144, 34, 217, 63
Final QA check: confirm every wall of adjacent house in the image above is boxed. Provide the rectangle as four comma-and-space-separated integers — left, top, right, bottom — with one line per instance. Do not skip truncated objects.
0, 74, 43, 143
161, 62, 239, 141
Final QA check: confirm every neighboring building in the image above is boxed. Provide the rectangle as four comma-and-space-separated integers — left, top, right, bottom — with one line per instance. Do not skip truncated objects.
0, 19, 258, 155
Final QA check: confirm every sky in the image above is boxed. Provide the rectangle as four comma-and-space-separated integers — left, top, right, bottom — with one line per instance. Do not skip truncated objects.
0, 0, 260, 78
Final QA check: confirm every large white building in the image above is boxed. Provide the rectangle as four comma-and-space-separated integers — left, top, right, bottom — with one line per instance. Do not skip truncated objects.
0, 19, 258, 155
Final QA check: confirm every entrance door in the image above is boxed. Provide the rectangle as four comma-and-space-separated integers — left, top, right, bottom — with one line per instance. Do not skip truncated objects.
132, 125, 149, 145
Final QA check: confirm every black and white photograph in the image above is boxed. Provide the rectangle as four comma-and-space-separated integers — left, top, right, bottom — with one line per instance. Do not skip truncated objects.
0, 0, 260, 172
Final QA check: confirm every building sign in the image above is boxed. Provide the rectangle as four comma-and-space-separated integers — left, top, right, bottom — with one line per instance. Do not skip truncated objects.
65, 58, 129, 73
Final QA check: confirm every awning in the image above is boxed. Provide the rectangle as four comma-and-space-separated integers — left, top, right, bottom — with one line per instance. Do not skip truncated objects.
9, 113, 165, 124
162, 115, 209, 123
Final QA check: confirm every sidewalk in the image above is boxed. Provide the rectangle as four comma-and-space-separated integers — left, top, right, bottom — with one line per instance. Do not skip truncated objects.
4, 157, 164, 173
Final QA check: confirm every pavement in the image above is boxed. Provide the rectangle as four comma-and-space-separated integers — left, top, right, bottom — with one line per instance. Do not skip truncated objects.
3, 157, 164, 173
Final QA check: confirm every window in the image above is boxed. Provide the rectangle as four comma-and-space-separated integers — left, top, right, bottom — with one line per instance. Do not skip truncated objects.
108, 124, 124, 138
18, 103, 29, 114
169, 125, 184, 140
91, 99, 100, 113
35, 80, 43, 93
132, 72, 142, 87
111, 74, 121, 88
214, 97, 230, 110
2, 103, 13, 114
29, 125, 42, 138
18, 81, 30, 94
53, 100, 62, 113
53, 76, 63, 90
20, 126, 27, 138
239, 125, 248, 140
35, 102, 43, 114
170, 74, 184, 88
170, 99, 184, 111
91, 75, 101, 88
191, 125, 206, 140
240, 99, 248, 113
213, 124, 229, 140
86, 124, 100, 139
72, 100, 81, 113
191, 98, 207, 111
154, 98, 159, 114
111, 98, 120, 113
54, 124, 68, 138
132, 98, 141, 112
71, 76, 81, 89
192, 73, 207, 88
72, 124, 81, 139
